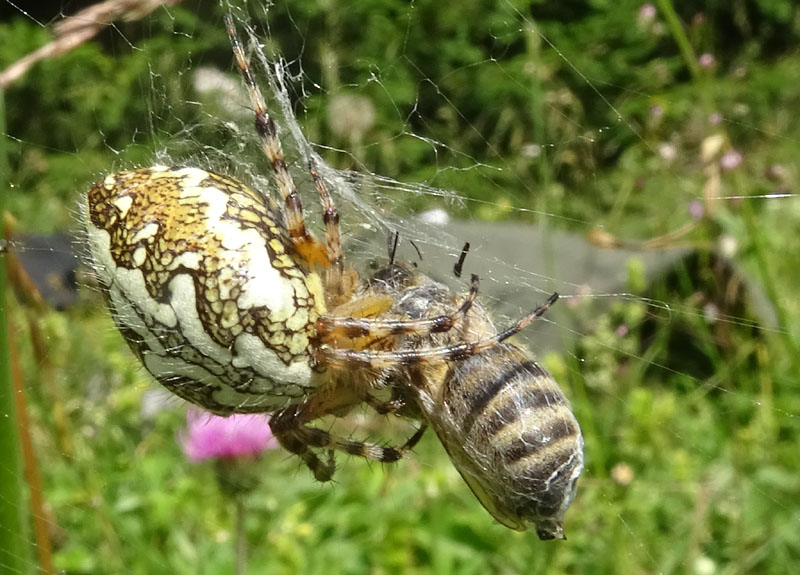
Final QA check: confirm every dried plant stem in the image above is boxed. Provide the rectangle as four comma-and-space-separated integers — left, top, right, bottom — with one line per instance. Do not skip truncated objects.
9, 320, 55, 574
0, 87, 30, 575
1, 0, 181, 89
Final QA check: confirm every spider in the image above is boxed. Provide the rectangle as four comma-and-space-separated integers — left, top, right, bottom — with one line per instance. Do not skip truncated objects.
84, 14, 582, 536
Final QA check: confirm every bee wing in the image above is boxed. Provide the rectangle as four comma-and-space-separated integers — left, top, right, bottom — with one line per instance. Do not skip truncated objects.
435, 425, 527, 531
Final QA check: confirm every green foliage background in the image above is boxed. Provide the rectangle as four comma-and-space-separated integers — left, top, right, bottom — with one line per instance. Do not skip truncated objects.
2, 0, 800, 573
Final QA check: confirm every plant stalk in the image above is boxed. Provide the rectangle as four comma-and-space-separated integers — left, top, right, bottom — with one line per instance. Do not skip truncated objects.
0, 88, 31, 574
235, 497, 247, 575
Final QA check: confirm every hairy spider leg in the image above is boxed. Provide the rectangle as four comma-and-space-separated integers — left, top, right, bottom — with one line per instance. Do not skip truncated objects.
364, 391, 407, 415
316, 274, 481, 341
270, 402, 428, 481
309, 161, 361, 305
453, 241, 470, 278
224, 13, 328, 267
224, 13, 457, 481
318, 293, 560, 369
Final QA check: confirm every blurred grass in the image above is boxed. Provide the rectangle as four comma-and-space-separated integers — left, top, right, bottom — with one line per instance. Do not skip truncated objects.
3, 0, 800, 573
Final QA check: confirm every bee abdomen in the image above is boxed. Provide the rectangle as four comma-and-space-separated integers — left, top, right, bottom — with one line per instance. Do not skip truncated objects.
446, 346, 576, 447
443, 344, 583, 533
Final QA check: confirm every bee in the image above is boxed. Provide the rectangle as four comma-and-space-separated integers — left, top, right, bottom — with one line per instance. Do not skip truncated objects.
83, 12, 583, 537
346, 261, 584, 539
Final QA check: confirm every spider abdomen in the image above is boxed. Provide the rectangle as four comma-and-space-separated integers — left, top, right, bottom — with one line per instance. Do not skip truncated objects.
433, 344, 584, 539
85, 166, 326, 414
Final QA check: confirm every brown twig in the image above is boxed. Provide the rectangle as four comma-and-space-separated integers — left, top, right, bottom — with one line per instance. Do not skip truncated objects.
3, 212, 74, 456
9, 306, 55, 574
1, 0, 181, 89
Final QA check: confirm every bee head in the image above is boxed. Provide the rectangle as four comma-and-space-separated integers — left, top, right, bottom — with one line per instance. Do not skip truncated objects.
535, 519, 566, 541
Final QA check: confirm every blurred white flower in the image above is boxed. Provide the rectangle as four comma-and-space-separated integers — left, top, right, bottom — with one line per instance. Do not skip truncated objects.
693, 555, 716, 575
521, 143, 542, 159
703, 303, 719, 324
328, 93, 376, 144
718, 234, 738, 259
193, 66, 248, 118
658, 142, 677, 162
611, 462, 634, 486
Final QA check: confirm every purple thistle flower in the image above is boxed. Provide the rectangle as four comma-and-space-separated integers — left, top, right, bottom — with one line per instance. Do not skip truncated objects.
180, 407, 278, 462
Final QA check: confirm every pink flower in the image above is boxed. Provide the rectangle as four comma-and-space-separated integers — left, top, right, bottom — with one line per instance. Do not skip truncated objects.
638, 4, 656, 24
720, 149, 742, 171
649, 104, 664, 119
180, 407, 278, 462
698, 53, 715, 69
688, 199, 705, 220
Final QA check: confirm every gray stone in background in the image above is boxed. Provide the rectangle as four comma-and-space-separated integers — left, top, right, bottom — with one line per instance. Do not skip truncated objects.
12, 233, 78, 311
401, 217, 777, 354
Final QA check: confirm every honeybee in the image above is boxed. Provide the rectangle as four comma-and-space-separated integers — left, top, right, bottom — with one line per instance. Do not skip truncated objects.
83, 12, 583, 537
349, 261, 584, 539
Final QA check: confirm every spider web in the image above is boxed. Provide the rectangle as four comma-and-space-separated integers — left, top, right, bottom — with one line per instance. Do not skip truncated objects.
1, 1, 799, 573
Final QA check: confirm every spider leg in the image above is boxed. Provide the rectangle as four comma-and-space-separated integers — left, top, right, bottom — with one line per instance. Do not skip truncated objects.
297, 424, 427, 462
269, 406, 336, 481
316, 274, 480, 341
308, 161, 349, 300
364, 392, 406, 415
270, 405, 427, 481
317, 292, 559, 368
453, 241, 470, 278
224, 13, 328, 267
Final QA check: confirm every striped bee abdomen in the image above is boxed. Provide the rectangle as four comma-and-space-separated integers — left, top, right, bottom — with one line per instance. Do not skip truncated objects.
438, 344, 584, 539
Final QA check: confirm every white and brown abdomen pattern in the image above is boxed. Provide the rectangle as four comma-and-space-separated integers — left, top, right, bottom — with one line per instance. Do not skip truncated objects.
85, 166, 326, 414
